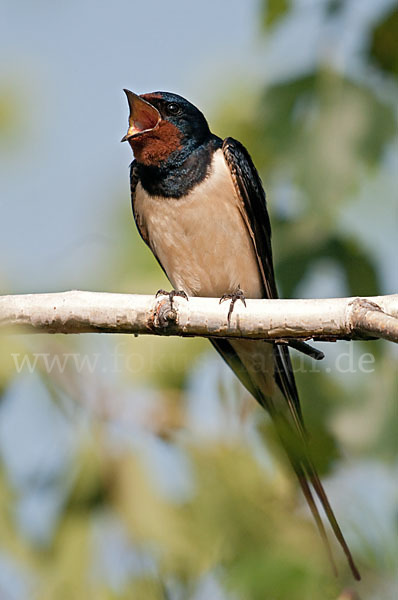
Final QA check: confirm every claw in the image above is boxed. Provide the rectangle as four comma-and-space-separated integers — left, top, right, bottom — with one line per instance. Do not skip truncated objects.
219, 286, 247, 325
155, 289, 188, 309
155, 289, 169, 298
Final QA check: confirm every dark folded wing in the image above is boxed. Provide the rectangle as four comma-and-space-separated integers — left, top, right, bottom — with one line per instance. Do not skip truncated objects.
222, 137, 303, 424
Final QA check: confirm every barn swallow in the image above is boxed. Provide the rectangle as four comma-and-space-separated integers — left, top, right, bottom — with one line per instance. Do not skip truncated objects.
122, 89, 360, 580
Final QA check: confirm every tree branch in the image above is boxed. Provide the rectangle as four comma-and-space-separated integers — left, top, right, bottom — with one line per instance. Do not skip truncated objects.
0, 291, 397, 344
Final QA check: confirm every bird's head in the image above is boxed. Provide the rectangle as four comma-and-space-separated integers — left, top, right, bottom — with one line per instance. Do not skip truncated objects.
121, 90, 211, 167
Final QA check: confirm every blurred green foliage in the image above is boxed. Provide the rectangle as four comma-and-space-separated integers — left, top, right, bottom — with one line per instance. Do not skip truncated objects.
260, 0, 291, 27
0, 1, 397, 599
0, 86, 20, 144
368, 5, 398, 76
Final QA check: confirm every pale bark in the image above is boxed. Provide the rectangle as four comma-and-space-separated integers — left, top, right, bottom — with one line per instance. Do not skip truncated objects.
0, 291, 397, 343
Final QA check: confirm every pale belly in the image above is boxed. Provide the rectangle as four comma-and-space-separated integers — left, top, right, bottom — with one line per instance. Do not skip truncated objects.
133, 149, 264, 299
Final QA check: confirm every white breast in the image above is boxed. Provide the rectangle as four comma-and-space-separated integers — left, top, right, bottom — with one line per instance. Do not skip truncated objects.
133, 149, 263, 298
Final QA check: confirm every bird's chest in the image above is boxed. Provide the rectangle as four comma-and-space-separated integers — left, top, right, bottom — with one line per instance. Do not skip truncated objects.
133, 152, 263, 298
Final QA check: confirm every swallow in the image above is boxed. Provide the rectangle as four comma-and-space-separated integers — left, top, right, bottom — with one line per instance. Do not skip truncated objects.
122, 89, 360, 580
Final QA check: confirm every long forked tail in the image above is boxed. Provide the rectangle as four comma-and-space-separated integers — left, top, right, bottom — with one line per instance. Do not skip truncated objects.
304, 460, 361, 581
270, 377, 360, 579
293, 459, 338, 577
272, 345, 361, 581
272, 411, 361, 581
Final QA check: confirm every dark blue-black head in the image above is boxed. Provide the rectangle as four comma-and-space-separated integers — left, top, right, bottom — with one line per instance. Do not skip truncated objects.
122, 90, 212, 167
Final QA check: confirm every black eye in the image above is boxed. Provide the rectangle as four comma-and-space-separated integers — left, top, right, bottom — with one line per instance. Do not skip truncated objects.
166, 102, 181, 116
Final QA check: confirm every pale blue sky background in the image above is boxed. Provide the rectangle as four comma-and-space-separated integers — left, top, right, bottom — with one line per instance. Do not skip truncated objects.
1, 0, 261, 293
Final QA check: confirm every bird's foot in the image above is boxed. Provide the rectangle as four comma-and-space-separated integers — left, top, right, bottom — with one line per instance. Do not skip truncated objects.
154, 289, 188, 328
219, 286, 247, 326
155, 289, 189, 310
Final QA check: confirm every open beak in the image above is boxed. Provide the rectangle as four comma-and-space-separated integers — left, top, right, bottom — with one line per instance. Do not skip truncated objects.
121, 89, 161, 142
